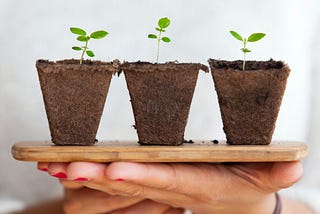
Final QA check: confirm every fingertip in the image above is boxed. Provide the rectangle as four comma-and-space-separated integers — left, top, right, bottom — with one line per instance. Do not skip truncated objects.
66, 162, 107, 181
48, 162, 68, 179
106, 162, 146, 181
37, 162, 49, 172
271, 161, 303, 188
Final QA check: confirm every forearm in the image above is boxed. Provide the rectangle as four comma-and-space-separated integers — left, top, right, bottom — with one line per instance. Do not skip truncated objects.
282, 197, 315, 214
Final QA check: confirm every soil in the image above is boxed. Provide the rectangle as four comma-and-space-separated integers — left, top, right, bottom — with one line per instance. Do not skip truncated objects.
36, 59, 120, 145
183, 139, 194, 144
209, 59, 290, 145
122, 61, 208, 145
212, 140, 219, 144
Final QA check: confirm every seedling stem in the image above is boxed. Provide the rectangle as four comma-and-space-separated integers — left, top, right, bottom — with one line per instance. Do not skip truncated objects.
80, 40, 89, 65
70, 27, 109, 64
229, 30, 266, 71
148, 17, 171, 63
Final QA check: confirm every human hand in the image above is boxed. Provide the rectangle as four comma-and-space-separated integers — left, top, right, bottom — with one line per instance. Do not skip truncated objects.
38, 162, 184, 214
38, 161, 302, 214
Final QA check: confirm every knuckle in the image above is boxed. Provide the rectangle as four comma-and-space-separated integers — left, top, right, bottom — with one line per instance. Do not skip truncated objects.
119, 186, 145, 197
163, 181, 178, 191
163, 164, 180, 191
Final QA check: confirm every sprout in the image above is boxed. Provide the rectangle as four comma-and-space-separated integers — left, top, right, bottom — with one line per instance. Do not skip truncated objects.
148, 17, 171, 63
70, 27, 108, 64
230, 30, 266, 70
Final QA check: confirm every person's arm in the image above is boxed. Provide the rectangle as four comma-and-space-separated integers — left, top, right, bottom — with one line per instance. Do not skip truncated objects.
39, 161, 314, 214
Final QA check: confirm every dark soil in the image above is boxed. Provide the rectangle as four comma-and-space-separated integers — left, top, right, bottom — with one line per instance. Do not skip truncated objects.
212, 140, 219, 144
183, 139, 194, 144
122, 62, 208, 145
208, 59, 284, 71
208, 59, 290, 145
36, 59, 120, 145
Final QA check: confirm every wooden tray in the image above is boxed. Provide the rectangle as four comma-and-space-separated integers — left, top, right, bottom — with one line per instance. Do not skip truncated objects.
11, 141, 308, 163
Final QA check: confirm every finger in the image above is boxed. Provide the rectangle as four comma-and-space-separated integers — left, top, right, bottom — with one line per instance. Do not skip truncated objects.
100, 182, 191, 208
270, 161, 303, 188
64, 187, 143, 214
229, 161, 303, 192
37, 162, 49, 172
63, 162, 122, 195
60, 180, 84, 189
41, 162, 84, 189
109, 199, 171, 214
48, 162, 69, 179
105, 162, 220, 195
63, 162, 192, 208
65, 162, 107, 181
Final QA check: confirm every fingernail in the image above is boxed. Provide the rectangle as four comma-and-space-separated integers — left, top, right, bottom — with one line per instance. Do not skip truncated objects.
115, 178, 125, 182
73, 177, 89, 182
51, 172, 67, 179
39, 168, 48, 172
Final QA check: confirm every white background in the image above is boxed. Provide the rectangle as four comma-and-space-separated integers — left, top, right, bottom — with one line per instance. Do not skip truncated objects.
0, 0, 319, 206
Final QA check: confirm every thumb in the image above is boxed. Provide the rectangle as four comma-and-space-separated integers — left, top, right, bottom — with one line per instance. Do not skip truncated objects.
270, 161, 303, 189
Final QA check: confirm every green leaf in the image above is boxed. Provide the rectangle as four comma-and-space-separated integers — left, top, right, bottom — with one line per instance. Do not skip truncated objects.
230, 31, 243, 41
72, 46, 82, 51
86, 50, 95, 57
77, 35, 89, 42
155, 27, 165, 32
90, 30, 108, 39
161, 37, 171, 42
148, 34, 157, 39
241, 48, 251, 53
158, 17, 170, 29
70, 27, 86, 35
247, 33, 266, 42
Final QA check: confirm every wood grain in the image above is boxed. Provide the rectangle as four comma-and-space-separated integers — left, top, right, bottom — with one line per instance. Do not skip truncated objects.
12, 141, 308, 163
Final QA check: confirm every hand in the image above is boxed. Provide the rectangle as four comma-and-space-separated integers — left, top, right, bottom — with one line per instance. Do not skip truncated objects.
38, 161, 302, 214
38, 162, 184, 214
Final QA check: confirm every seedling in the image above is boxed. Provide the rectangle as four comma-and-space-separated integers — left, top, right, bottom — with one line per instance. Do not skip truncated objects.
148, 17, 171, 63
70, 27, 108, 64
230, 30, 266, 71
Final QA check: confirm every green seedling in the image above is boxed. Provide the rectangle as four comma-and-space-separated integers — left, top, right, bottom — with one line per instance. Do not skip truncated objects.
70, 27, 108, 64
230, 30, 266, 71
148, 17, 171, 63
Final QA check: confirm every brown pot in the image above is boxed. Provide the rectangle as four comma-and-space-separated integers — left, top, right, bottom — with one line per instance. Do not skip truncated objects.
36, 59, 119, 145
121, 62, 208, 145
208, 59, 290, 145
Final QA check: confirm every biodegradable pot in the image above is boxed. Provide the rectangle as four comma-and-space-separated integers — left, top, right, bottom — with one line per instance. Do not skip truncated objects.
122, 62, 208, 145
36, 59, 119, 145
208, 59, 290, 145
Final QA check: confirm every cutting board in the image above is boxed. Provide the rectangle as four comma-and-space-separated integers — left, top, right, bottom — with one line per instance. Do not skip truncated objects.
12, 141, 308, 163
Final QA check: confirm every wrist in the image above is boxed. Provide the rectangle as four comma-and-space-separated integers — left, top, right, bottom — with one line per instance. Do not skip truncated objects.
235, 193, 277, 214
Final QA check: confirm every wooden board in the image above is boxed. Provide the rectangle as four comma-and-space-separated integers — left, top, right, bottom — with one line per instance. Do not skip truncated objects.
11, 141, 308, 163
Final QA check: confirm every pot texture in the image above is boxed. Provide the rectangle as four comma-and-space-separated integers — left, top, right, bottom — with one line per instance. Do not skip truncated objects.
122, 62, 208, 145
36, 59, 119, 145
209, 59, 290, 145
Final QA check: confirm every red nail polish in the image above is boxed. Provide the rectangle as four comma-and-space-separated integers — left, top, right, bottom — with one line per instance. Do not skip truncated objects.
39, 168, 48, 172
115, 178, 125, 182
73, 177, 89, 181
51, 172, 67, 179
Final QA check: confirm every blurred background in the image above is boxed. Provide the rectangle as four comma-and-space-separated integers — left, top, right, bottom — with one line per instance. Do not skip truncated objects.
1, 0, 320, 212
